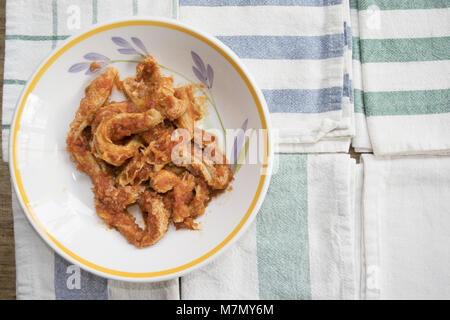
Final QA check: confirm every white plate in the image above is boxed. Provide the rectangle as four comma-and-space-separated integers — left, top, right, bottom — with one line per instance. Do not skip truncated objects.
9, 17, 273, 282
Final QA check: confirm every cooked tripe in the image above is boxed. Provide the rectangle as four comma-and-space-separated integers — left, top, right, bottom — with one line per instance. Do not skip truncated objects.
66, 55, 233, 248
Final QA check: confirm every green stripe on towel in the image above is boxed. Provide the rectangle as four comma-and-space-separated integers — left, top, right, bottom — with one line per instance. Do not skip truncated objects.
172, 0, 178, 19
365, 89, 450, 116
257, 154, 311, 300
356, 0, 450, 10
5, 35, 70, 41
133, 0, 138, 15
360, 37, 450, 63
354, 89, 365, 114
3, 79, 26, 85
93, 0, 98, 24
352, 37, 360, 61
52, 0, 58, 48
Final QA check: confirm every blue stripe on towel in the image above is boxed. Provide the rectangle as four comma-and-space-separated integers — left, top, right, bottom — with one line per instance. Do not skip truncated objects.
344, 23, 352, 50
343, 74, 353, 102
263, 88, 343, 113
180, 0, 342, 6
54, 254, 108, 300
217, 35, 344, 60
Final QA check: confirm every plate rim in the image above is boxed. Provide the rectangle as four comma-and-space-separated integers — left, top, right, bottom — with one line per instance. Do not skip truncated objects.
8, 16, 274, 282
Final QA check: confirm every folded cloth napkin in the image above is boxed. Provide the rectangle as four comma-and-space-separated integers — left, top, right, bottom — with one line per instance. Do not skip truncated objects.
179, 0, 354, 153
5, 0, 182, 300
353, 1, 450, 156
180, 154, 358, 300
349, 1, 372, 152
361, 154, 450, 299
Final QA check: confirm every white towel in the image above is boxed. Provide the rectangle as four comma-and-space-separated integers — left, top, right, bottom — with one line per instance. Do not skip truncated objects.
181, 154, 358, 300
361, 154, 450, 299
179, 0, 354, 153
354, 2, 450, 156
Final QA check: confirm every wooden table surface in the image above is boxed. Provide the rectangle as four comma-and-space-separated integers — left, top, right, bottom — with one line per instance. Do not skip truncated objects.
0, 0, 15, 300
0, 0, 362, 300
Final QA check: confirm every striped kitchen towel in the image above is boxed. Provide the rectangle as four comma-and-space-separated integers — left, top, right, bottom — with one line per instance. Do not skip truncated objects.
181, 154, 359, 300
179, 0, 354, 153
351, 0, 450, 156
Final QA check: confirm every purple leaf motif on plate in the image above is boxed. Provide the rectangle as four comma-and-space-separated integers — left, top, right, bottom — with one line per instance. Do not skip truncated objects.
206, 64, 214, 88
192, 66, 208, 86
68, 62, 90, 73
231, 119, 249, 171
113, 37, 149, 56
83, 52, 110, 61
69, 36, 151, 76
191, 51, 206, 75
111, 36, 132, 48
191, 51, 214, 88
118, 48, 139, 55
131, 37, 149, 55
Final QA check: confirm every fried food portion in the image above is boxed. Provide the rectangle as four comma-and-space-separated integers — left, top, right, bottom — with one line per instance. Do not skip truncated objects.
92, 108, 164, 166
174, 142, 233, 190
94, 182, 169, 248
137, 191, 171, 246
151, 170, 179, 193
66, 55, 233, 248
67, 67, 118, 144
122, 56, 187, 120
174, 85, 203, 139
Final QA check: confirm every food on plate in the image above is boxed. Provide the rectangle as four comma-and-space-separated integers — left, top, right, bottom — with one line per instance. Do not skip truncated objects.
66, 55, 233, 248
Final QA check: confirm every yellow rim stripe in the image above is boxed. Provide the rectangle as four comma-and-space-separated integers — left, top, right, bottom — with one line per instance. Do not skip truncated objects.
12, 20, 269, 278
